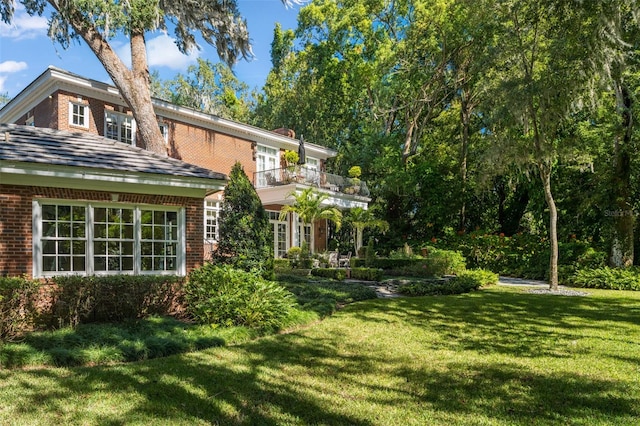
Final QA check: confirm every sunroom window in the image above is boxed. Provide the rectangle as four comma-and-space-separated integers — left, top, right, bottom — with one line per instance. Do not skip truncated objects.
34, 201, 185, 277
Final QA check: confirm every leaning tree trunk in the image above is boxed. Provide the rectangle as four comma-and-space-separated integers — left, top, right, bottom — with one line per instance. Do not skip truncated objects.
539, 162, 559, 290
609, 82, 635, 268
75, 26, 166, 155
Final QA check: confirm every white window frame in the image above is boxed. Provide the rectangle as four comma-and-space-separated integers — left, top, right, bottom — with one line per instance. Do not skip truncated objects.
268, 210, 289, 258
306, 157, 319, 170
256, 145, 279, 187
159, 122, 169, 144
33, 200, 185, 277
296, 215, 313, 250
204, 200, 220, 243
105, 110, 135, 145
69, 102, 89, 128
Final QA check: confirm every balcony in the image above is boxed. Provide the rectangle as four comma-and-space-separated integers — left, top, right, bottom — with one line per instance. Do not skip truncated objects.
254, 166, 370, 197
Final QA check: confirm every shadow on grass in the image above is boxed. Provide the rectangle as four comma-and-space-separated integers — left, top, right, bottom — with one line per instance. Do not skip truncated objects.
1, 316, 226, 368
348, 288, 640, 358
4, 288, 639, 424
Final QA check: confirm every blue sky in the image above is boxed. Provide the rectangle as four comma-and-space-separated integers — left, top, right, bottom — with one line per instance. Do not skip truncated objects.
0, 0, 304, 98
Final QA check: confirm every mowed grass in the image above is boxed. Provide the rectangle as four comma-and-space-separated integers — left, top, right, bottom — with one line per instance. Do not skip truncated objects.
1, 285, 639, 425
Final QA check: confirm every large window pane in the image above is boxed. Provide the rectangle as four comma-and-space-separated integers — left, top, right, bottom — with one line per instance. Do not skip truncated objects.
40, 204, 87, 273
37, 203, 181, 276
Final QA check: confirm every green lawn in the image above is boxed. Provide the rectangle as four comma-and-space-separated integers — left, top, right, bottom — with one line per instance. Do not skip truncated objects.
1, 286, 639, 425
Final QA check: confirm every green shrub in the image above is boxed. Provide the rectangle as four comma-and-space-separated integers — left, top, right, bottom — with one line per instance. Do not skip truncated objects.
0, 277, 41, 341
423, 248, 466, 276
185, 264, 295, 330
368, 258, 419, 270
452, 269, 499, 288
397, 277, 479, 296
432, 233, 607, 281
351, 258, 366, 268
571, 267, 640, 291
311, 268, 347, 280
274, 259, 292, 273
350, 268, 383, 281
214, 162, 274, 275
382, 248, 466, 278
49, 275, 184, 328
365, 238, 376, 267
287, 244, 313, 269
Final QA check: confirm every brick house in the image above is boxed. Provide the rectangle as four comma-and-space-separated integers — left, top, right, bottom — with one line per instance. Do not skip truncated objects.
0, 123, 226, 279
0, 66, 369, 269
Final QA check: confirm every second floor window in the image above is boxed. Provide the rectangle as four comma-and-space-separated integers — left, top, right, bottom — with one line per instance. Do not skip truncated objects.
159, 122, 169, 144
105, 111, 134, 145
256, 145, 278, 187
69, 102, 88, 128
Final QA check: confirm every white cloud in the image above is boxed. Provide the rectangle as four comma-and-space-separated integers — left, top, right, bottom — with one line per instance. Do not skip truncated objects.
0, 61, 28, 92
0, 60, 28, 73
0, 5, 48, 40
115, 34, 199, 71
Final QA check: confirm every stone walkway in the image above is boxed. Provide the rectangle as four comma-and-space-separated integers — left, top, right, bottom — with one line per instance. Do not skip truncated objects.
354, 276, 590, 298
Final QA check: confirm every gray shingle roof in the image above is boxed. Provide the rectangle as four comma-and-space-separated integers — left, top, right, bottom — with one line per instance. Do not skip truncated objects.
0, 123, 226, 181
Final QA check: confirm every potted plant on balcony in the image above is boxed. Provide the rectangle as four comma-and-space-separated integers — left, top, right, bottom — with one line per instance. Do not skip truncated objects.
283, 150, 299, 183
345, 166, 362, 194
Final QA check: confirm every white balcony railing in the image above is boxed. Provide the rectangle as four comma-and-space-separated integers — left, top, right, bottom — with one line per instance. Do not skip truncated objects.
254, 166, 370, 197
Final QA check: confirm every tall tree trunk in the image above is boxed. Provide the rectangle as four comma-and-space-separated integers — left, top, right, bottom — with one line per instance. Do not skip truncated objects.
74, 26, 166, 155
539, 162, 559, 290
610, 81, 635, 268
458, 91, 472, 231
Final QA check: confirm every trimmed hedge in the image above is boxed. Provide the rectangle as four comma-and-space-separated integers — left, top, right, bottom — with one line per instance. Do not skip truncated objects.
274, 259, 292, 273
350, 248, 466, 278
311, 268, 347, 280
571, 267, 640, 291
349, 268, 383, 281
0, 277, 42, 341
397, 278, 478, 296
50, 275, 185, 328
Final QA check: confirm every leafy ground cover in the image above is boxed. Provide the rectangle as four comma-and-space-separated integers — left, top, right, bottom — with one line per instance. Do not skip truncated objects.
1, 285, 639, 425
0, 277, 373, 369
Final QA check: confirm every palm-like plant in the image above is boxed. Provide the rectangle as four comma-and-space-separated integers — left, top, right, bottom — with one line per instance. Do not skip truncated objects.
279, 188, 342, 247
347, 207, 389, 253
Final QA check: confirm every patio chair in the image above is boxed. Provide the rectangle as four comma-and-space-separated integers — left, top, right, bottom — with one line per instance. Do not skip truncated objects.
328, 251, 339, 268
338, 251, 352, 268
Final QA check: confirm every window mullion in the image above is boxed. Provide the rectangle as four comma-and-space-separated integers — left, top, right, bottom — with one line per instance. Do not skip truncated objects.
134, 207, 141, 274
86, 204, 94, 275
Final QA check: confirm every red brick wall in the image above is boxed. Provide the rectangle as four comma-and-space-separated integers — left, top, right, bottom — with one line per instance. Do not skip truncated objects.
0, 184, 204, 278
166, 120, 255, 176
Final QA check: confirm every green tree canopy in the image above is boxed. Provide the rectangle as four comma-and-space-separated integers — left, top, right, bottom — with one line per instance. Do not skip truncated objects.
153, 59, 253, 121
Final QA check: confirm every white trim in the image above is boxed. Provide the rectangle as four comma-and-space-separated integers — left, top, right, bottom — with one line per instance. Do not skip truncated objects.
69, 101, 89, 128
32, 199, 186, 277
1, 161, 225, 196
